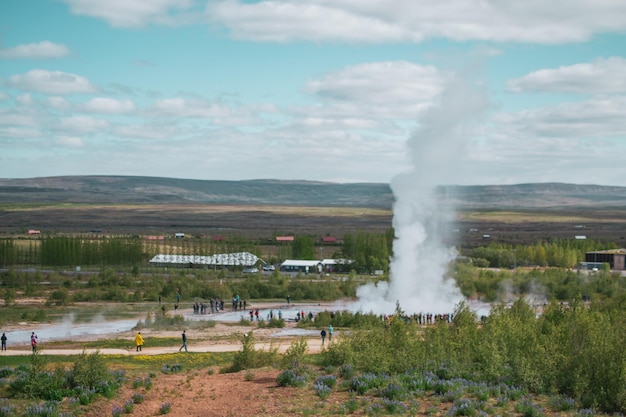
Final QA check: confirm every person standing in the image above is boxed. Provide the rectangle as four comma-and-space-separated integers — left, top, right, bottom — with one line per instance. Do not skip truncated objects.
134, 332, 144, 352
30, 332, 38, 352
1, 333, 7, 351
328, 325, 334, 342
320, 329, 326, 346
179, 330, 188, 352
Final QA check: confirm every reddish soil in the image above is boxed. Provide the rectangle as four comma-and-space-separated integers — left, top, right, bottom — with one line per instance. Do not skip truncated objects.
87, 368, 302, 417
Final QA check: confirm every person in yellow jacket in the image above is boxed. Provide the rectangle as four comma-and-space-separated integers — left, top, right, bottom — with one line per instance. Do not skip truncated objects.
134, 332, 144, 352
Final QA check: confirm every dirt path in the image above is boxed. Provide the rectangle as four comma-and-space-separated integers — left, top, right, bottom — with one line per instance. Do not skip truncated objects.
0, 338, 328, 356
0, 301, 338, 357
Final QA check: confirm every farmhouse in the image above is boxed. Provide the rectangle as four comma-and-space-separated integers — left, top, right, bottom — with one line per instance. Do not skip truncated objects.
149, 251, 260, 268
584, 249, 626, 270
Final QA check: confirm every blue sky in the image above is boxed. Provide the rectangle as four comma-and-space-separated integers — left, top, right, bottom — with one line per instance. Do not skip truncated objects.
1, 0, 625, 186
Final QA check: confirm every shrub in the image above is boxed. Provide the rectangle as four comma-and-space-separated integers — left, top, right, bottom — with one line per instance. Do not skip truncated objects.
123, 399, 134, 413
78, 388, 96, 405
0, 400, 15, 417
341, 396, 360, 414
276, 370, 308, 387
380, 383, 408, 401
314, 382, 332, 400
131, 393, 144, 404
0, 367, 13, 378
159, 403, 172, 415
258, 318, 285, 328
161, 364, 183, 374
314, 375, 337, 389
449, 398, 477, 417
548, 395, 576, 412
132, 378, 143, 388
339, 364, 355, 380
514, 397, 546, 417
70, 351, 110, 390
245, 372, 255, 381
382, 398, 408, 414
112, 405, 123, 417
227, 332, 277, 373
23, 401, 59, 417
281, 338, 308, 370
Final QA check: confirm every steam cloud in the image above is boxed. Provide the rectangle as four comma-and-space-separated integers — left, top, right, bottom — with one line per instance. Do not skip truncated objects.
355, 73, 489, 315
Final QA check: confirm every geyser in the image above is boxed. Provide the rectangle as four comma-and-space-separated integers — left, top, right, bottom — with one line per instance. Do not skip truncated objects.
355, 74, 489, 315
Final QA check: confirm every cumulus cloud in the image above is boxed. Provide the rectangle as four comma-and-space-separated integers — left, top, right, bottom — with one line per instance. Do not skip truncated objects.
0, 41, 70, 59
9, 69, 97, 95
149, 97, 260, 125
205, 0, 626, 44
80, 97, 136, 114
62, 0, 195, 27
16, 94, 34, 106
507, 57, 626, 94
306, 61, 447, 104
113, 124, 178, 139
47, 97, 71, 110
58, 115, 110, 133
497, 96, 626, 138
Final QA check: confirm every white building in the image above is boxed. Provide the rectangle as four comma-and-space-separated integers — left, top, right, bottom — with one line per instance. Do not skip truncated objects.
149, 252, 260, 268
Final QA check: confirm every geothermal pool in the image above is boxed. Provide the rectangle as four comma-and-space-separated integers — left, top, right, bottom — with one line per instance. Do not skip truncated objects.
2, 301, 496, 346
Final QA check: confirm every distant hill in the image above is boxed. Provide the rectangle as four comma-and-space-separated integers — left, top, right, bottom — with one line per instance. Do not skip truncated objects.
0, 176, 625, 209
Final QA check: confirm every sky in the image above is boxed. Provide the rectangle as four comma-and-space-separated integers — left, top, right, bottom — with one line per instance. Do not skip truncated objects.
1, 0, 625, 186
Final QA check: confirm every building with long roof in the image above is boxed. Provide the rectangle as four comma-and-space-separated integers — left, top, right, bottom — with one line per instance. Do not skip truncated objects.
149, 252, 261, 268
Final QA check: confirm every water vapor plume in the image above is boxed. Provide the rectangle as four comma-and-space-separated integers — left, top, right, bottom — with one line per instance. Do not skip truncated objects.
356, 72, 489, 315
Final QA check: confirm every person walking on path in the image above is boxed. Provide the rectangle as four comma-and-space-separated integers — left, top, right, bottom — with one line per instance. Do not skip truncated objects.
328, 325, 334, 342
179, 330, 188, 352
320, 329, 326, 346
30, 332, 38, 352
1, 333, 7, 351
134, 332, 144, 352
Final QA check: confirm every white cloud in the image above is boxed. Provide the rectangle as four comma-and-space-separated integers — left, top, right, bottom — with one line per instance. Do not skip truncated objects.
206, 0, 626, 44
0, 41, 70, 59
113, 124, 178, 139
62, 0, 195, 28
54, 136, 84, 148
16, 94, 34, 106
58, 115, 110, 133
9, 69, 97, 95
497, 97, 626, 138
507, 57, 626, 94
150, 97, 261, 125
80, 97, 136, 114
306, 61, 447, 105
47, 97, 71, 110
0, 109, 38, 127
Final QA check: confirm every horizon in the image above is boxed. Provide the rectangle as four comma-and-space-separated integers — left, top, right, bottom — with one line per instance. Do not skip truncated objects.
1, 174, 625, 189
1, 1, 625, 186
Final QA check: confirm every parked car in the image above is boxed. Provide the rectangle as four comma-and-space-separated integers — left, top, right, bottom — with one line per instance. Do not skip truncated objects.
262, 265, 275, 271
242, 267, 259, 273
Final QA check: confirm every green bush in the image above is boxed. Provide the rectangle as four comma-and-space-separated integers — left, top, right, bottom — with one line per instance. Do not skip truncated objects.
281, 338, 308, 370
70, 350, 111, 390
226, 331, 278, 373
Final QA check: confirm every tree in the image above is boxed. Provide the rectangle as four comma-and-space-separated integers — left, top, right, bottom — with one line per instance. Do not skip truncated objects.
291, 236, 316, 259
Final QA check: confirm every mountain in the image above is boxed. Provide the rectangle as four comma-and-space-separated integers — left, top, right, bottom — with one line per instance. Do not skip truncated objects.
0, 176, 625, 209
